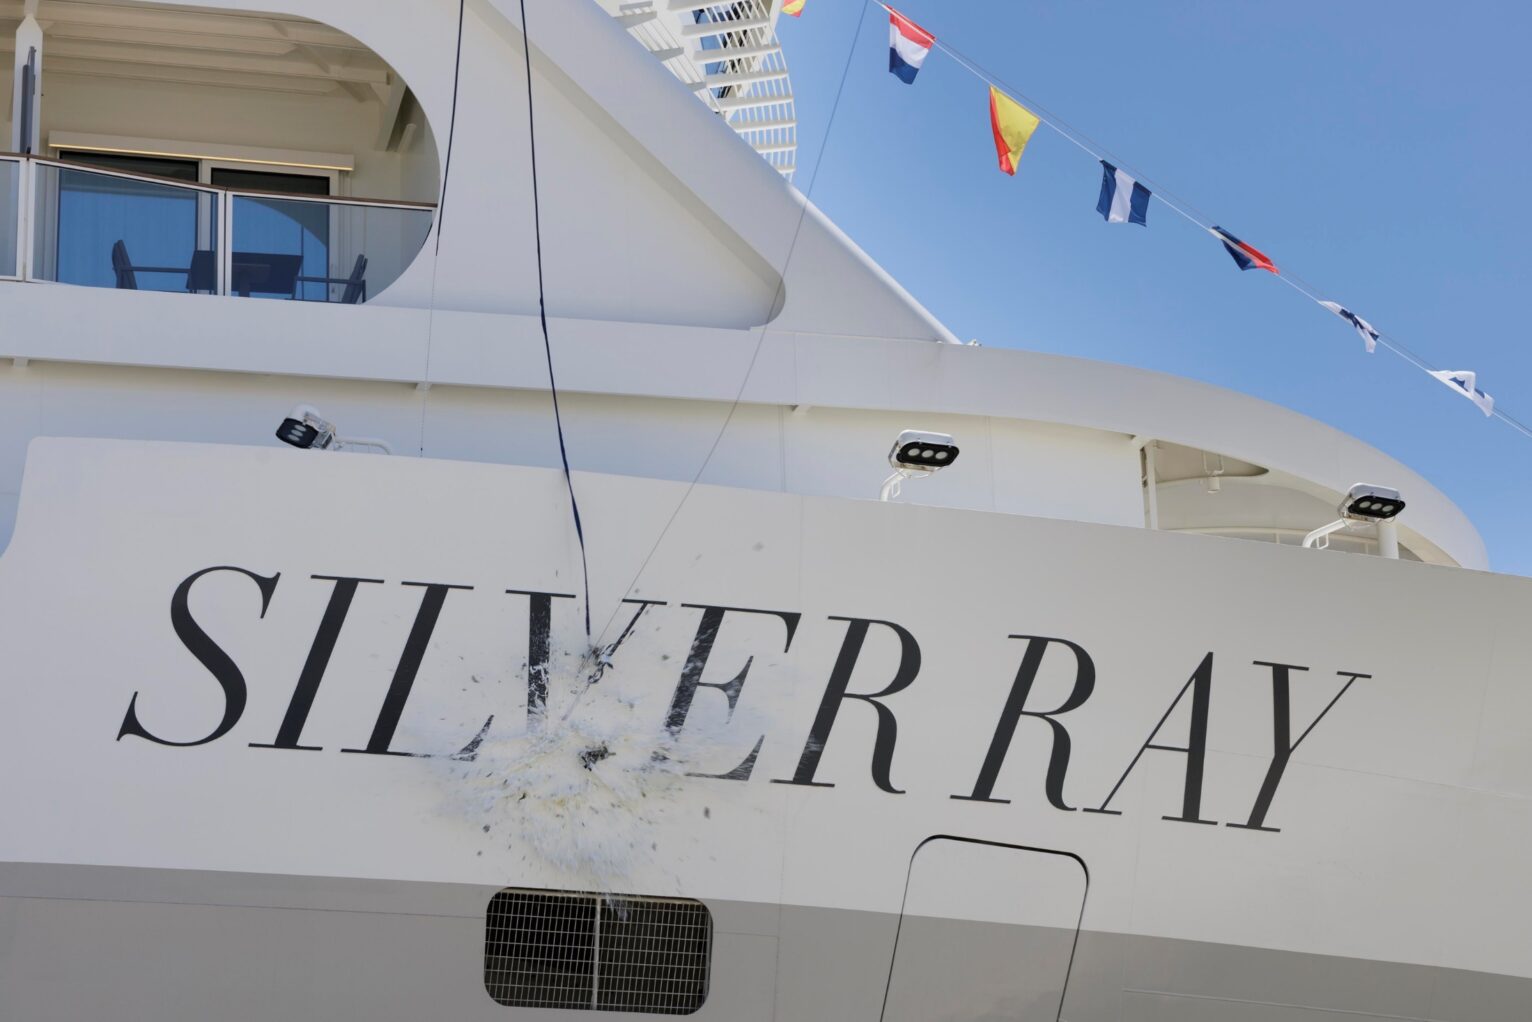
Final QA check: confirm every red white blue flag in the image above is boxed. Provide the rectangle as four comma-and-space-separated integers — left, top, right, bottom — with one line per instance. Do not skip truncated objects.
1210, 226, 1278, 274
888, 8, 934, 84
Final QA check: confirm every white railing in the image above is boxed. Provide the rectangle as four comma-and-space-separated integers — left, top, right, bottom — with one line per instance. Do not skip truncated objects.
607, 0, 798, 178
1172, 525, 1392, 557
8, 155, 434, 304
692, 1, 797, 178
618, 1, 705, 91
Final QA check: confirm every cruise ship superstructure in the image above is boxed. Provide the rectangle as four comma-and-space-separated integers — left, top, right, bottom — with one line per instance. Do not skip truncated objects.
0, 1, 1527, 1019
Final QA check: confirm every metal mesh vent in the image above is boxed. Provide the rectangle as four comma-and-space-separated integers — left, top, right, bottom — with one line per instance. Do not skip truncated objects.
485, 889, 712, 1014
485, 890, 597, 1009
596, 897, 713, 1013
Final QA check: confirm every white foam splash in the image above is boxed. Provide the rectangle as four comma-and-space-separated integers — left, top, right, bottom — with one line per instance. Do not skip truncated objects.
415, 642, 772, 887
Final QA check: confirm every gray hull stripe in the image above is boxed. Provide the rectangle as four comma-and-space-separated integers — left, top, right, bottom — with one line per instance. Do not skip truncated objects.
0, 862, 1526, 1021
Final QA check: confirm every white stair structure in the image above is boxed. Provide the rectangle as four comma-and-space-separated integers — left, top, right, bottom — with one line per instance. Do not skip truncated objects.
603, 0, 798, 178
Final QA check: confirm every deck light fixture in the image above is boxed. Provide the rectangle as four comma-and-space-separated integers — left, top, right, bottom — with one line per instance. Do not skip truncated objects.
1302, 483, 1405, 554
277, 405, 335, 450
276, 405, 392, 454
881, 429, 960, 501
1337, 483, 1406, 523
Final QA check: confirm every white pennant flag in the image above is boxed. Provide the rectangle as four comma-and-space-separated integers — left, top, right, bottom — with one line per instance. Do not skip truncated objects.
1430, 370, 1494, 417
1318, 301, 1379, 354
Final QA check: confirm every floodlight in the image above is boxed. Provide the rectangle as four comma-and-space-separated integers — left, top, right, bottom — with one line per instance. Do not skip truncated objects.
1338, 483, 1405, 523
888, 430, 961, 473
1302, 482, 1404, 553
275, 404, 392, 455
881, 430, 959, 501
276, 405, 335, 450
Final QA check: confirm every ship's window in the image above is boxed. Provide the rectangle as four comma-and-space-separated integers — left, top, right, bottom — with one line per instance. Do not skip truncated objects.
59, 151, 200, 182
208, 169, 331, 197
484, 888, 712, 1015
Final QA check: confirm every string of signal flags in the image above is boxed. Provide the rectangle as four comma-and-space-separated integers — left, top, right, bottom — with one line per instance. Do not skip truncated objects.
784, 0, 1528, 439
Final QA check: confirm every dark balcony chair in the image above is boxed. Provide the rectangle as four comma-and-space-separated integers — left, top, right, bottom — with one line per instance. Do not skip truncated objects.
295, 253, 368, 305
111, 239, 195, 291
186, 250, 217, 294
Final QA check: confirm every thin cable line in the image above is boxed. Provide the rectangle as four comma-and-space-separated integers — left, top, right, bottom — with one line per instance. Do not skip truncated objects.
879, 0, 1531, 441
591, 0, 874, 649
418, 0, 468, 456
519, 0, 594, 640
435, 0, 468, 256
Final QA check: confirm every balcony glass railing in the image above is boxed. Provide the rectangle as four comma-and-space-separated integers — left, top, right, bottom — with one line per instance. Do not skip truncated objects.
10, 157, 433, 304
1, 157, 19, 279
31, 161, 220, 292
229, 193, 433, 304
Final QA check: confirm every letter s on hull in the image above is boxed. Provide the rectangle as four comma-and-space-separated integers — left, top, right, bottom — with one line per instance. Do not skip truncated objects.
118, 566, 280, 747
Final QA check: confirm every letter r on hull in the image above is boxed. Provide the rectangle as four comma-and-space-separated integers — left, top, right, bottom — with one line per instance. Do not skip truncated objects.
774, 616, 920, 794
953, 635, 1095, 810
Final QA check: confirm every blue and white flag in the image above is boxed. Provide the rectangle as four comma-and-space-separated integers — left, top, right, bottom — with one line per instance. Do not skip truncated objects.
1096, 161, 1150, 225
887, 9, 934, 84
1319, 301, 1379, 354
1430, 369, 1494, 417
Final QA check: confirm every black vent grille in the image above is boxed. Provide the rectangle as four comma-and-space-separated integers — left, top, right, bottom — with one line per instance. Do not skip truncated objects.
485, 889, 598, 1009
485, 889, 712, 1015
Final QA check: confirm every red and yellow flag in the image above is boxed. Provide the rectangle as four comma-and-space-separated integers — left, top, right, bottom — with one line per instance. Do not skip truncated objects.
783, 0, 806, 16
988, 86, 1040, 176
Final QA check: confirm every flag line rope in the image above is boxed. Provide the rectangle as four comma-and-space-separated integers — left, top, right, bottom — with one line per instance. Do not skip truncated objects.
870, 1, 1531, 440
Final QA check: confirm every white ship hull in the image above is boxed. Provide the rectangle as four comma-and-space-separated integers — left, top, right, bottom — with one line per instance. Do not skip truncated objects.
1, 0, 1524, 1015
0, 439, 1527, 1019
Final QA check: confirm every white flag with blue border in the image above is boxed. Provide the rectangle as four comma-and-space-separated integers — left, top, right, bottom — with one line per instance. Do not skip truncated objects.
1096, 162, 1150, 225
1318, 301, 1380, 354
1430, 369, 1494, 417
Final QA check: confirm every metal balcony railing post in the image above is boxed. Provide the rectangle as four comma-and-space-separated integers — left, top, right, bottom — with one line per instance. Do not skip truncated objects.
18, 157, 33, 281
219, 190, 233, 297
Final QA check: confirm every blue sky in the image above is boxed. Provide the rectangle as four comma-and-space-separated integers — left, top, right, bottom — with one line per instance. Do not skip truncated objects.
775, 1, 1532, 574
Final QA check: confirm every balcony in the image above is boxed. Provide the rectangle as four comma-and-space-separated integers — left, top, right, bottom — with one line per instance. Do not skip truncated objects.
3, 1, 441, 304
2, 154, 432, 303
